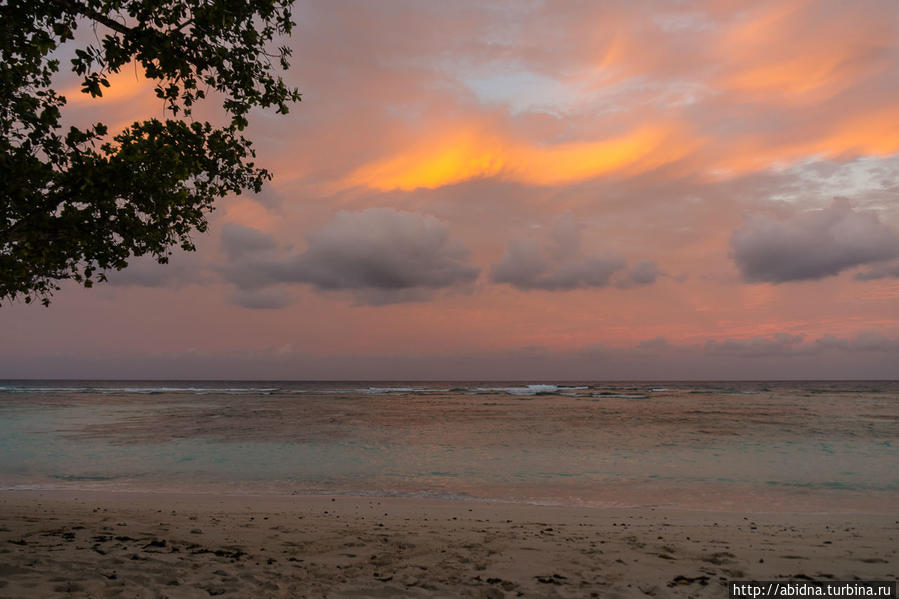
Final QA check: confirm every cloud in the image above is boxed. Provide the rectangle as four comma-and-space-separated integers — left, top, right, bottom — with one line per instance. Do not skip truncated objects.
491, 213, 661, 291
615, 260, 662, 289
222, 208, 479, 305
13, 329, 896, 381
815, 331, 899, 353
286, 209, 478, 291
347, 123, 696, 191
730, 199, 899, 283
302, 0, 899, 193
705, 333, 806, 357
703, 331, 899, 358
492, 238, 625, 290
855, 261, 899, 281
635, 336, 670, 353
851, 331, 899, 352
229, 289, 294, 310
220, 223, 278, 260
105, 254, 208, 288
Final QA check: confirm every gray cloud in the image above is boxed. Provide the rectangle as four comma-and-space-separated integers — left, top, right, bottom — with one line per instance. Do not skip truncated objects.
491, 213, 661, 291
285, 209, 478, 291
635, 336, 670, 353
222, 208, 479, 305
220, 223, 278, 260
105, 254, 208, 288
703, 331, 899, 358
11, 330, 897, 381
855, 261, 899, 281
705, 333, 806, 357
492, 238, 625, 290
615, 260, 662, 289
730, 198, 899, 283
851, 331, 899, 352
230, 288, 294, 310
815, 331, 899, 353
220, 260, 275, 291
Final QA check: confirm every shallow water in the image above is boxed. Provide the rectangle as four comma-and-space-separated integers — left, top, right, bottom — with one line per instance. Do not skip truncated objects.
1, 380, 897, 512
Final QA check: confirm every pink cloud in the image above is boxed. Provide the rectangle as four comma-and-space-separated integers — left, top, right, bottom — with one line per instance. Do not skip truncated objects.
4, 0, 899, 378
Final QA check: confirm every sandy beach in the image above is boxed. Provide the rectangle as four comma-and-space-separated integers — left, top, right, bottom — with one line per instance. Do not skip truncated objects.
0, 490, 895, 598
5, 0, 899, 596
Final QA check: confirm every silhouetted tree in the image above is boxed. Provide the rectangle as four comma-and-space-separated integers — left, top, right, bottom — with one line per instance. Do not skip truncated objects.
1, 0, 300, 305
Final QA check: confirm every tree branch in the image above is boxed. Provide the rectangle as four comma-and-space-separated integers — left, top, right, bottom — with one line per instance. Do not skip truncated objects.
56, 0, 133, 36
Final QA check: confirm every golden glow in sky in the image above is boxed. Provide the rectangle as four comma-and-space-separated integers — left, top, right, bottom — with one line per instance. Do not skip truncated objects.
3, 0, 899, 379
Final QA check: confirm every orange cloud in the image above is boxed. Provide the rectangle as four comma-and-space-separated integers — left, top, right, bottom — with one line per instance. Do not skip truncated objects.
721, 52, 881, 104
61, 64, 151, 105
347, 123, 699, 191
335, 1, 899, 192
826, 106, 899, 156
711, 104, 899, 176
715, 0, 894, 104
219, 198, 280, 232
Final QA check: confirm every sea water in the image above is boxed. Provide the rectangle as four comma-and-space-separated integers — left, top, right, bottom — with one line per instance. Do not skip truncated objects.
0, 380, 896, 513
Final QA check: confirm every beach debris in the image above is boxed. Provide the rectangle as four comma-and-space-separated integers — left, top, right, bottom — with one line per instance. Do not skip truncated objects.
201, 584, 227, 596
669, 575, 710, 586
702, 551, 736, 565
142, 539, 167, 550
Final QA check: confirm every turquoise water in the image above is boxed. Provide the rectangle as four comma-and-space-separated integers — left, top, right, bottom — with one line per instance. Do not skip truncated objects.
1, 381, 897, 512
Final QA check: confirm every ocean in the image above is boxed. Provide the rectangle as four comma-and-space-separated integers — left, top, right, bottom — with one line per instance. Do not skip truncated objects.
1, 380, 896, 513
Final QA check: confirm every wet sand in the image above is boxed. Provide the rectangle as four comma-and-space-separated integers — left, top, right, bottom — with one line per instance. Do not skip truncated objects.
0, 490, 896, 598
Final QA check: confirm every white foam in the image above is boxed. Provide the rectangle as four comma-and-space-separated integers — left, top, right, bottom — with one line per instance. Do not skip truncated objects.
476, 384, 571, 396
363, 387, 435, 394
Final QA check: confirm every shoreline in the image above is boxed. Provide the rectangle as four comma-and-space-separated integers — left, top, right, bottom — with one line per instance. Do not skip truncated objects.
1, 489, 895, 597
3, 483, 895, 516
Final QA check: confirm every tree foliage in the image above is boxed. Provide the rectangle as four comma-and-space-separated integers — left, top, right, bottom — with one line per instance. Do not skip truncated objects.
1, 0, 300, 305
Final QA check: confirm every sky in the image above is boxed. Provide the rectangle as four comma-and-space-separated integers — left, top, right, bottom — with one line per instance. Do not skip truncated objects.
3, 0, 899, 380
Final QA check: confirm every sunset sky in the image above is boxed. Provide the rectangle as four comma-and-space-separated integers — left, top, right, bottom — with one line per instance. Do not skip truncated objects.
3, 0, 899, 380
